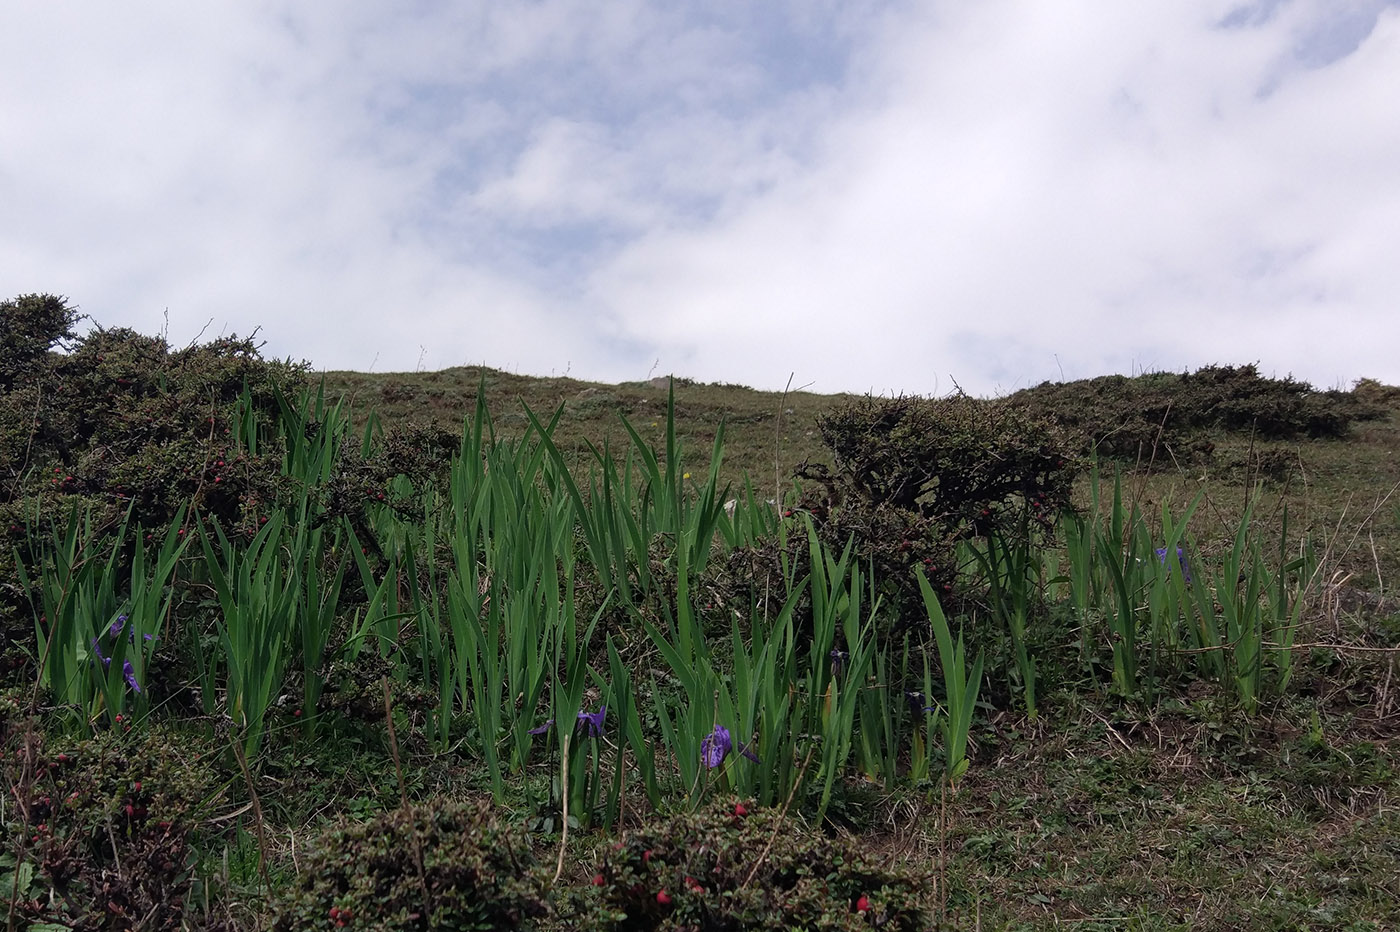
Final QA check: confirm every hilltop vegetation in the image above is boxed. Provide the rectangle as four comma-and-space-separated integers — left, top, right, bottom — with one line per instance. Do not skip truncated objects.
3, 293, 1399, 930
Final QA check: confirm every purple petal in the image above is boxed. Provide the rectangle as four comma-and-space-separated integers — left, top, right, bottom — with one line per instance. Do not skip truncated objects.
577, 705, 607, 737
528, 718, 555, 735
91, 638, 110, 667
700, 725, 732, 768
123, 659, 142, 694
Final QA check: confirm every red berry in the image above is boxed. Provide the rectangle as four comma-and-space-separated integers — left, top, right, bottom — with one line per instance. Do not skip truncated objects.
329, 907, 340, 918
592, 873, 605, 886
734, 803, 748, 817
642, 849, 653, 864
856, 895, 870, 912
115, 714, 123, 723
134, 781, 142, 791
656, 890, 671, 905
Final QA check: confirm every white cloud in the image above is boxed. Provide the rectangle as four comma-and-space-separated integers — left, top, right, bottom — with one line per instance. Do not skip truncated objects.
593, 0, 1400, 394
2, 1, 1397, 394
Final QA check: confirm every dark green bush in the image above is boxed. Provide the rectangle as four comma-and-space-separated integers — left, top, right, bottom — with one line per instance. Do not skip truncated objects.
1009, 364, 1386, 464
0, 295, 312, 662
269, 798, 550, 931
0, 720, 223, 931
0, 293, 82, 390
796, 392, 1078, 628
577, 797, 929, 931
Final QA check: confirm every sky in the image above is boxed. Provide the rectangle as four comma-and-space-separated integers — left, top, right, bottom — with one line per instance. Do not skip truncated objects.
3, 0, 1398, 397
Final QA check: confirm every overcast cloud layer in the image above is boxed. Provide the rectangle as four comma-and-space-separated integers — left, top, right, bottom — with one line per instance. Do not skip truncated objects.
3, 1, 1397, 396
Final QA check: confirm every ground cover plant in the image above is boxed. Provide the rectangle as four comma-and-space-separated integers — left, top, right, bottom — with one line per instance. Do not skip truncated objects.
4, 294, 1399, 930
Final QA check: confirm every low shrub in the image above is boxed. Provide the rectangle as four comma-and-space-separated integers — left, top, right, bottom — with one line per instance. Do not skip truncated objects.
577, 798, 930, 931
797, 392, 1077, 629
0, 720, 223, 931
268, 798, 550, 931
1009, 363, 1387, 464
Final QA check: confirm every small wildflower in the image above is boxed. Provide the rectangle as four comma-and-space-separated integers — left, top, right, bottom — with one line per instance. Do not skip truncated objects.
123, 659, 142, 693
829, 648, 849, 676
1155, 547, 1191, 582
577, 705, 607, 737
700, 725, 732, 768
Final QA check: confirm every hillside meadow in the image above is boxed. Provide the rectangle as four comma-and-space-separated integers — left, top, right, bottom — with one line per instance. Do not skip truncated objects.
3, 294, 1399, 930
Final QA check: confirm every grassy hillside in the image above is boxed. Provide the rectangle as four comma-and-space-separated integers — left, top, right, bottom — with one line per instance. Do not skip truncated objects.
5, 299, 1399, 932
321, 365, 1400, 591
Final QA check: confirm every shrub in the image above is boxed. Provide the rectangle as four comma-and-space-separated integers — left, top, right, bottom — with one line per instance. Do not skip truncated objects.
1009, 364, 1387, 464
0, 296, 311, 660
0, 293, 82, 390
577, 798, 930, 931
268, 798, 550, 931
0, 721, 222, 931
797, 392, 1077, 628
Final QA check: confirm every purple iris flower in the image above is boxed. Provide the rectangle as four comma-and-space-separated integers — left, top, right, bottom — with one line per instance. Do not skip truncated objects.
91, 638, 111, 667
1155, 547, 1191, 583
578, 705, 606, 738
108, 614, 155, 643
529, 706, 607, 738
829, 649, 849, 676
738, 741, 760, 764
701, 725, 732, 768
123, 659, 142, 694
905, 690, 937, 715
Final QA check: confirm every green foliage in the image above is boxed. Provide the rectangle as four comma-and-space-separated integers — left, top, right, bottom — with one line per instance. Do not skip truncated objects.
0, 295, 312, 656
268, 798, 550, 931
0, 724, 223, 931
0, 292, 82, 390
579, 798, 930, 931
801, 391, 1078, 635
1010, 363, 1385, 463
